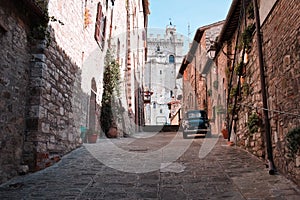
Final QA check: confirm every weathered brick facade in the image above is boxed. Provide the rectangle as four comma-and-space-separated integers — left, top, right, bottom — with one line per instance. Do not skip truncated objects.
179, 21, 224, 134
262, 0, 300, 184
215, 0, 300, 185
180, 0, 299, 185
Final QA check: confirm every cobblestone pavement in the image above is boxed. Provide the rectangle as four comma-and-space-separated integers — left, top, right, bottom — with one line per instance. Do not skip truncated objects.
0, 132, 299, 200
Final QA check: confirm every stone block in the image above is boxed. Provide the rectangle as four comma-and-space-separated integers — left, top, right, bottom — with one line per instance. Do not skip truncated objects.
41, 122, 50, 133
296, 156, 300, 168
32, 54, 46, 63
26, 118, 39, 131
18, 165, 29, 175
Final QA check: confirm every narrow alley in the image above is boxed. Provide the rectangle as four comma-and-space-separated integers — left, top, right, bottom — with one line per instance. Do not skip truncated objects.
1, 0, 300, 199
0, 132, 299, 199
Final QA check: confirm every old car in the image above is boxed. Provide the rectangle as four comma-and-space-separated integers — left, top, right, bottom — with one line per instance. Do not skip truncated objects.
181, 110, 210, 139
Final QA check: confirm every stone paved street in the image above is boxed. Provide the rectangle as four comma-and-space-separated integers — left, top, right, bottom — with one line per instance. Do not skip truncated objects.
0, 132, 299, 200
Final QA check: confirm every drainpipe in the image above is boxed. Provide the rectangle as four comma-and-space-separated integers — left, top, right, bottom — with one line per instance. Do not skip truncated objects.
253, 0, 276, 175
194, 57, 197, 109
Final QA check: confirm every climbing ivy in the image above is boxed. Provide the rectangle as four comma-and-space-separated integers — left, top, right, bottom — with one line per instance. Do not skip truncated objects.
247, 112, 260, 134
23, 1, 64, 45
242, 23, 255, 50
286, 127, 300, 158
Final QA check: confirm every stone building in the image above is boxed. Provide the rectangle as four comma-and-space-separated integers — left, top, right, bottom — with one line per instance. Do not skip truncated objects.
178, 21, 224, 134
144, 25, 185, 125
0, 0, 149, 184
214, 0, 300, 184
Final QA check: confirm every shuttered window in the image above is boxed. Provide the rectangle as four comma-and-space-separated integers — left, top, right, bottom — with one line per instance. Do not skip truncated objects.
94, 2, 106, 48
94, 3, 102, 42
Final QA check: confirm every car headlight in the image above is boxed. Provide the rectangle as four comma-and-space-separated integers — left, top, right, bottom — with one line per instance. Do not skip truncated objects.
183, 120, 190, 128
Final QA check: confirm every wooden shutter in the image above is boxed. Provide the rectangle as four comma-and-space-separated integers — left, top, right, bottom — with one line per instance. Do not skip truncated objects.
94, 3, 102, 43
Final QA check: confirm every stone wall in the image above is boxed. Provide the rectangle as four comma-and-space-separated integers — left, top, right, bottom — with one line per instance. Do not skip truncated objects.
0, 1, 31, 183
0, 0, 86, 184
229, 0, 300, 184
262, 0, 300, 184
24, 31, 83, 171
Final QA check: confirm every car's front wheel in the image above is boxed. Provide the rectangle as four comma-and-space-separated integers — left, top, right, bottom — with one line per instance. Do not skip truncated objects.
183, 131, 188, 139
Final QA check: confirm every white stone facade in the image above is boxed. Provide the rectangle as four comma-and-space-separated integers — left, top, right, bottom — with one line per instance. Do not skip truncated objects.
144, 25, 185, 125
48, 0, 148, 131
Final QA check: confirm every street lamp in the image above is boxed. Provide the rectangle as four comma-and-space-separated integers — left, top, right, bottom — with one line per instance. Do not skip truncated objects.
207, 40, 217, 59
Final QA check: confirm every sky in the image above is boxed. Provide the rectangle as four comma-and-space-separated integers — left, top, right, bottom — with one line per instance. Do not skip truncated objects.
148, 0, 232, 38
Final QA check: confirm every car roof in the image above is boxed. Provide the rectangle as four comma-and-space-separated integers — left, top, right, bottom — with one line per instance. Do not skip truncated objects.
186, 110, 206, 113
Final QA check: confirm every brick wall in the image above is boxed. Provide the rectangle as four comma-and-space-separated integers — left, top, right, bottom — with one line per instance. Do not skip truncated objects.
227, 0, 300, 184
262, 0, 300, 184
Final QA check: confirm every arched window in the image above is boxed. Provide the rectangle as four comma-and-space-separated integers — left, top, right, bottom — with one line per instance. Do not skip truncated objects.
169, 55, 175, 63
156, 45, 160, 52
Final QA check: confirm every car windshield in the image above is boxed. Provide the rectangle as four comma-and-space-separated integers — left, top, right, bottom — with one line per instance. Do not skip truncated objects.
186, 111, 207, 119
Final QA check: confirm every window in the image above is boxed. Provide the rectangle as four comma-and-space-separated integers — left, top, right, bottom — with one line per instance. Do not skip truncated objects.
156, 45, 160, 52
160, 70, 162, 75
106, 0, 109, 10
160, 109, 163, 114
169, 55, 175, 63
94, 3, 102, 42
94, 3, 106, 49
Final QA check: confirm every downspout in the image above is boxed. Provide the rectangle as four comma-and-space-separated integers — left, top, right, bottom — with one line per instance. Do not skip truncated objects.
194, 56, 197, 109
253, 0, 276, 175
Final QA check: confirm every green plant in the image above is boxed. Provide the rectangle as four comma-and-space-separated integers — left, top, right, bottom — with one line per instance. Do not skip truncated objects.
216, 105, 226, 114
213, 80, 218, 89
247, 2, 255, 20
227, 104, 233, 115
234, 62, 244, 76
242, 82, 250, 96
242, 24, 255, 49
207, 89, 212, 96
286, 127, 300, 158
26, 1, 64, 45
247, 112, 260, 134
230, 85, 238, 99
100, 50, 121, 135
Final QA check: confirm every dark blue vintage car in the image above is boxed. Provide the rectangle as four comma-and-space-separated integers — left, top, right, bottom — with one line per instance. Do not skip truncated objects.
182, 110, 210, 139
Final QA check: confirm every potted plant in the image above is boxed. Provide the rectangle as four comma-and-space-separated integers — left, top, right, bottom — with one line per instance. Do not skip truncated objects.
108, 121, 118, 138
221, 122, 228, 139
221, 128, 229, 139
86, 129, 98, 143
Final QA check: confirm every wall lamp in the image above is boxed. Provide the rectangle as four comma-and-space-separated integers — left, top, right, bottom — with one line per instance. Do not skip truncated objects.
207, 40, 234, 60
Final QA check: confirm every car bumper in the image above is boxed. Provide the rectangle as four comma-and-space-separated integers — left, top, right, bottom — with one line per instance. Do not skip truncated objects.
183, 128, 210, 133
